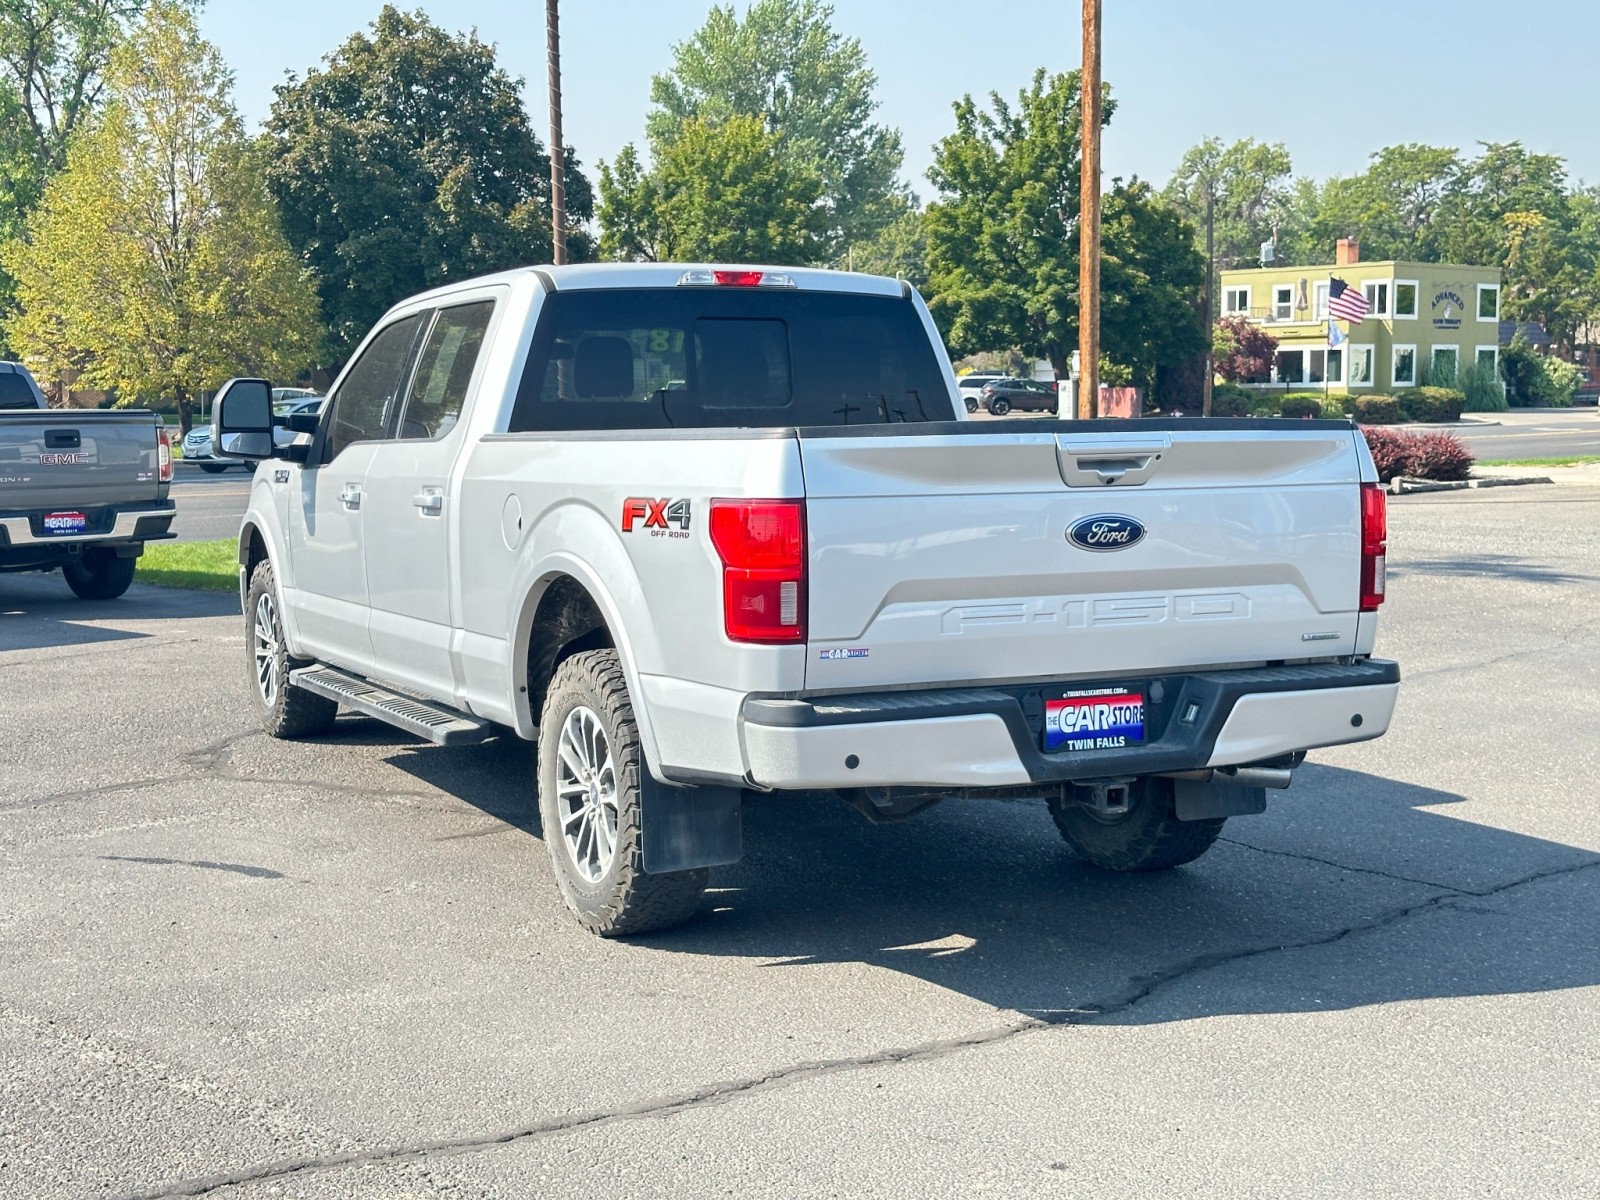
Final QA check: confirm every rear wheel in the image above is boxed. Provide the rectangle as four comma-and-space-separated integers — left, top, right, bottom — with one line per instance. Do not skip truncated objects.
988, 397, 1011, 416
63, 550, 136, 600
199, 462, 226, 474
1048, 776, 1224, 872
538, 649, 707, 936
245, 559, 337, 739
964, 397, 978, 413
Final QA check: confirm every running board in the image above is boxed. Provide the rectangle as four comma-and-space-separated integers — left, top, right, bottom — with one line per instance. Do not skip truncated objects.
288, 665, 492, 746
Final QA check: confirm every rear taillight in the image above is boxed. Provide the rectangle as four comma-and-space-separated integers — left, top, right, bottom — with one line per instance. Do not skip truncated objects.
157, 427, 174, 482
709, 499, 805, 644
1360, 482, 1386, 611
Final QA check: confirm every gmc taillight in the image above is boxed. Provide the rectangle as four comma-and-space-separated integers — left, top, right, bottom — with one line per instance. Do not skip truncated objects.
1360, 482, 1386, 611
156, 427, 174, 483
709, 499, 806, 643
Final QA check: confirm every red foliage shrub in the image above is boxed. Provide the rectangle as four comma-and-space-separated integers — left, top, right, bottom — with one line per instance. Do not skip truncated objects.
1361, 427, 1474, 482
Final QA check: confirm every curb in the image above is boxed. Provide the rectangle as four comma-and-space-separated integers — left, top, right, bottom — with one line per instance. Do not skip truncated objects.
1388, 475, 1552, 495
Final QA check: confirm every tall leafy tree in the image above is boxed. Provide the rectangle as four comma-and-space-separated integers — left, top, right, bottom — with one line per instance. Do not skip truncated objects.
263, 5, 594, 361
924, 69, 1204, 388
0, 1, 151, 346
1163, 137, 1293, 274
2, 1, 320, 431
600, 113, 826, 262
607, 0, 903, 261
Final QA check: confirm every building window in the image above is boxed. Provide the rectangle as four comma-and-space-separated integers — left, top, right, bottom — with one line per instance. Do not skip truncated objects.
1275, 348, 1305, 384
1223, 286, 1250, 316
1362, 281, 1391, 319
1308, 349, 1327, 383
1475, 345, 1499, 373
1349, 344, 1375, 386
1272, 285, 1293, 321
1394, 280, 1419, 319
1477, 283, 1500, 322
1326, 347, 1344, 383
1430, 345, 1459, 384
1392, 344, 1417, 387
1313, 282, 1330, 320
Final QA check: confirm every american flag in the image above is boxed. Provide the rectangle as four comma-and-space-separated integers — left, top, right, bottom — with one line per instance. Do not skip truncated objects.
1328, 277, 1369, 324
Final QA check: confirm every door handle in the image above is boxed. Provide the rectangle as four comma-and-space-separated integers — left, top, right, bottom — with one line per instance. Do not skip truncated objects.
338, 484, 363, 510
412, 489, 444, 516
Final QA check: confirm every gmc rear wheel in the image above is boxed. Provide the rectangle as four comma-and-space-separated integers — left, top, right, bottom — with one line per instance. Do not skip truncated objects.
63, 550, 136, 600
538, 649, 707, 936
1047, 776, 1224, 872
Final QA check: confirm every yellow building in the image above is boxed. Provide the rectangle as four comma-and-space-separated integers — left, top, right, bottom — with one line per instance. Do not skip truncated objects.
1219, 239, 1502, 393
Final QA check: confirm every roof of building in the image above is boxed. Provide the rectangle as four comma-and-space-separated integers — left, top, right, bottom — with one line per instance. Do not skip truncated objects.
1499, 320, 1550, 347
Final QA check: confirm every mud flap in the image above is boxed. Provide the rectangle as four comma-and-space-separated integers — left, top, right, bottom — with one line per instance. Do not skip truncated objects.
640, 777, 743, 873
1173, 779, 1267, 821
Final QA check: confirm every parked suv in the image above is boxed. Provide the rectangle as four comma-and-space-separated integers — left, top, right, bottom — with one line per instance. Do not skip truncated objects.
956, 372, 1008, 412
980, 377, 1057, 415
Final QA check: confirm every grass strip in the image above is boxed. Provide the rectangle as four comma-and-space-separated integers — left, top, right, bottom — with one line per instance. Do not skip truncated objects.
136, 537, 237, 592
1475, 456, 1600, 468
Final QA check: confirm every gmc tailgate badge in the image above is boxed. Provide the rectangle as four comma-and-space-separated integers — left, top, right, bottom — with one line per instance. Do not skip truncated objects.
1068, 514, 1146, 551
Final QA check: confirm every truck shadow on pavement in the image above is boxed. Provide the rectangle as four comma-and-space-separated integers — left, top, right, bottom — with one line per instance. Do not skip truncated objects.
382, 735, 1600, 1025
0, 577, 239, 651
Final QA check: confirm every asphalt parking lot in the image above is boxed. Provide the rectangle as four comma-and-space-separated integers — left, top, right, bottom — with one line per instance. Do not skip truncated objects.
3, 486, 1599, 1198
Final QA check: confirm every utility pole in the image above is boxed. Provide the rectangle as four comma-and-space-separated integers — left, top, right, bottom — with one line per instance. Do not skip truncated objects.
1077, 0, 1101, 419
1202, 185, 1214, 417
546, 0, 567, 266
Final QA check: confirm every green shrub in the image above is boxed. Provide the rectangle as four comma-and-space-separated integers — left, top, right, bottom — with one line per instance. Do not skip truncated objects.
1545, 358, 1584, 406
1320, 397, 1353, 419
1280, 396, 1323, 419
1355, 395, 1403, 424
1458, 360, 1508, 412
1209, 383, 1250, 417
1400, 387, 1465, 423
1245, 391, 1281, 417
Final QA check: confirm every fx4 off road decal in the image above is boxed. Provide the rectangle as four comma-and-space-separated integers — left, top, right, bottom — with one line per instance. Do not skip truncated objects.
622, 497, 691, 538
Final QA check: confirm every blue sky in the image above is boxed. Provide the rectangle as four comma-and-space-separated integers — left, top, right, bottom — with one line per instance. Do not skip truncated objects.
201, 0, 1600, 194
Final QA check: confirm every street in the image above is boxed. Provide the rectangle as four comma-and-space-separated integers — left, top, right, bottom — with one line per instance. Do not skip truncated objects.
2, 486, 1597, 1198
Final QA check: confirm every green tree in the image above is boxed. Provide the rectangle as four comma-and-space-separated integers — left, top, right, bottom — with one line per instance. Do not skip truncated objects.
1304, 144, 1462, 262
632, 0, 903, 258
0, 1, 152, 347
843, 198, 925, 289
1163, 137, 1293, 273
600, 113, 826, 263
263, 5, 594, 362
2, 1, 320, 432
924, 69, 1204, 388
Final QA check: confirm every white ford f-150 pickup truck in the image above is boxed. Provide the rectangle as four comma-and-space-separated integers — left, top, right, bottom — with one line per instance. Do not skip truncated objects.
215, 263, 1399, 935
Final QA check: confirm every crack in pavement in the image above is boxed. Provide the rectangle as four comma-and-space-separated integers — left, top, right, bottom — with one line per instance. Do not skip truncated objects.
1218, 836, 1476, 894
113, 854, 1600, 1200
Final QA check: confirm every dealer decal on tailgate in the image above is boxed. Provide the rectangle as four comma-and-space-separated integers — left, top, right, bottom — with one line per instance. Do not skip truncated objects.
1044, 688, 1145, 752
42, 511, 89, 535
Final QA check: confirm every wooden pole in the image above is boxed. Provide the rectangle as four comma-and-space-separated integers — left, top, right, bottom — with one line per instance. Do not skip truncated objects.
1202, 186, 1214, 417
1077, 0, 1101, 419
546, 0, 567, 266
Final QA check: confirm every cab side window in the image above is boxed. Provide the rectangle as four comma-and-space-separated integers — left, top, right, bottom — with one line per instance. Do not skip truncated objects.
324, 314, 425, 461
396, 301, 495, 440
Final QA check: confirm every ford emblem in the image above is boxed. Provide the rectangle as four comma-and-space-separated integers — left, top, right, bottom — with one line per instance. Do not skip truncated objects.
1067, 514, 1146, 552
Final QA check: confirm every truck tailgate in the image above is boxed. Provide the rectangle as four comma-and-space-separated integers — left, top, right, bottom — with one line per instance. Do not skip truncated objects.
0, 411, 163, 510
800, 421, 1369, 691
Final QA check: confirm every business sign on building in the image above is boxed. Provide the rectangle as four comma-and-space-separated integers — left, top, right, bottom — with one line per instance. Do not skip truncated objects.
1432, 284, 1468, 331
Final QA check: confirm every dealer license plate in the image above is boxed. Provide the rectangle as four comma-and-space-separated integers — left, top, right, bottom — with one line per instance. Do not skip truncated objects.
41, 511, 88, 536
1044, 688, 1145, 752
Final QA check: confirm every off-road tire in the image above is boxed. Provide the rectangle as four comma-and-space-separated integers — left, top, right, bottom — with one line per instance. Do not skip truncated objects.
199, 462, 226, 474
538, 649, 707, 936
988, 397, 1011, 416
1048, 776, 1224, 872
63, 551, 136, 600
245, 559, 337, 739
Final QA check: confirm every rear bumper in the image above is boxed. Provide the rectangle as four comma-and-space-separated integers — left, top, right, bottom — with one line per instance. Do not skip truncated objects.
739, 660, 1399, 790
0, 502, 175, 567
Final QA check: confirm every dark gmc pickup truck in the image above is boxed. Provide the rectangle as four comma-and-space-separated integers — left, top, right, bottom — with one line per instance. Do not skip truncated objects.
0, 377, 176, 599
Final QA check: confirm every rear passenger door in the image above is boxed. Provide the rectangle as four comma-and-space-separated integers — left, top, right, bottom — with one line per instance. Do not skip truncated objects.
362, 296, 499, 703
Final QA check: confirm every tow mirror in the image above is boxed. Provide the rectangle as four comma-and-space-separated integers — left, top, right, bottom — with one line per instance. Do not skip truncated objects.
213, 377, 274, 459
